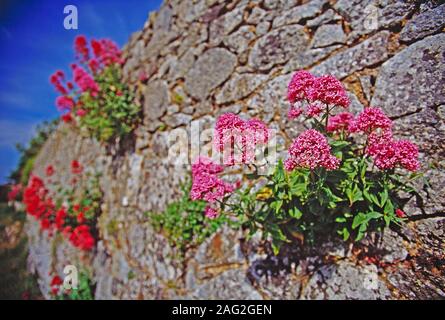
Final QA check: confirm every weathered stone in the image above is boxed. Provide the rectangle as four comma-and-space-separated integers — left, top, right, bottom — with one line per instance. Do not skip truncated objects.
153, 4, 173, 31
311, 31, 390, 79
177, 23, 208, 56
263, 0, 299, 10
143, 80, 169, 122
223, 25, 256, 54
209, 6, 245, 45
162, 113, 193, 128
372, 33, 445, 117
143, 30, 178, 59
178, 0, 207, 23
301, 261, 392, 300
311, 24, 346, 48
307, 9, 342, 28
284, 45, 342, 72
249, 25, 309, 70
246, 6, 267, 24
190, 269, 262, 299
272, 0, 327, 28
215, 73, 267, 104
255, 21, 270, 36
334, 0, 415, 40
185, 48, 237, 100
400, 4, 445, 43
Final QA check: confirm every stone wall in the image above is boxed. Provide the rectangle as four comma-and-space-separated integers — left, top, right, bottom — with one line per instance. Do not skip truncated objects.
27, 0, 444, 299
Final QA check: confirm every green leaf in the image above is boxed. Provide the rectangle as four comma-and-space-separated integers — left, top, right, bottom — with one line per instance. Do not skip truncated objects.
352, 212, 367, 229
383, 215, 391, 227
289, 207, 303, 219
366, 211, 383, 220
337, 227, 350, 241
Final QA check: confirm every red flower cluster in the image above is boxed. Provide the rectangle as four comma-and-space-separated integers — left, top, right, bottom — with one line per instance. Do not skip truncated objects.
51, 35, 123, 123
21, 162, 96, 251
50, 275, 63, 295
46, 165, 55, 177
74, 35, 89, 63
23, 176, 54, 220
71, 160, 83, 174
49, 70, 69, 95
285, 129, 340, 171
91, 38, 123, 67
69, 225, 95, 251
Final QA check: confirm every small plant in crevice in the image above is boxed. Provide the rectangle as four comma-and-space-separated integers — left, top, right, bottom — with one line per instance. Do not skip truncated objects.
146, 180, 233, 255
50, 271, 94, 300
188, 70, 427, 254
21, 160, 102, 251
50, 35, 140, 143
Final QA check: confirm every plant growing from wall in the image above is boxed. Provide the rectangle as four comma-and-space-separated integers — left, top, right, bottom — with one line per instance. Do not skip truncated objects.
50, 271, 94, 300
189, 70, 426, 254
147, 180, 231, 255
21, 161, 102, 251
50, 35, 140, 142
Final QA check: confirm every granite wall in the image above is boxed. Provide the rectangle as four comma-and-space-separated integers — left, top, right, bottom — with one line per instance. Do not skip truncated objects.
27, 0, 444, 299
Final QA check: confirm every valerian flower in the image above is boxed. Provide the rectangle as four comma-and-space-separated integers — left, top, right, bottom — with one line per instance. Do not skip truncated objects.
285, 129, 340, 171
350, 107, 392, 133
213, 113, 269, 165
190, 157, 234, 203
327, 112, 355, 133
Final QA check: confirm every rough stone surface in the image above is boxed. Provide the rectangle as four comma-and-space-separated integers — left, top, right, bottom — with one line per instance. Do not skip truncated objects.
215, 73, 267, 104
143, 80, 169, 122
249, 25, 309, 70
334, 0, 415, 40
25, 0, 445, 300
311, 31, 390, 79
185, 48, 237, 100
400, 4, 445, 43
311, 24, 346, 48
372, 34, 445, 116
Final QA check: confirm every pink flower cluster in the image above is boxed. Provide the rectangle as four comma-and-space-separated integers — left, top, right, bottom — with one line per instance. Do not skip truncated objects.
285, 129, 340, 171
71, 64, 100, 96
91, 38, 123, 67
342, 107, 420, 171
213, 113, 269, 165
287, 70, 350, 119
366, 130, 420, 171
349, 107, 392, 133
50, 35, 123, 123
327, 112, 355, 133
190, 157, 234, 203
50, 70, 72, 95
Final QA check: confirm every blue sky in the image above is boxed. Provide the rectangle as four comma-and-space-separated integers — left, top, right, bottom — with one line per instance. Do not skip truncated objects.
0, 0, 161, 183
